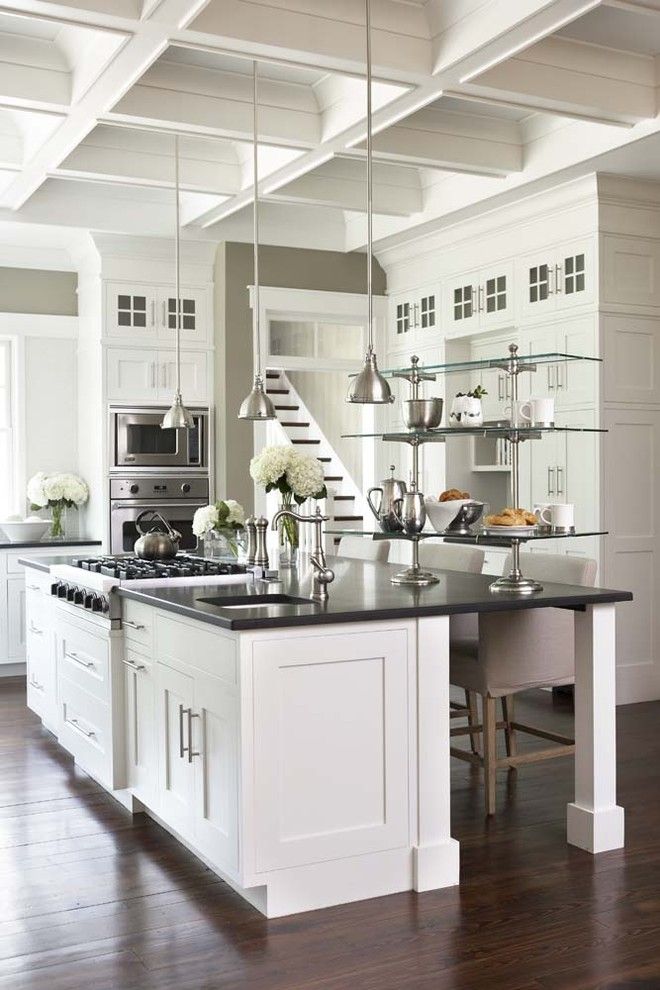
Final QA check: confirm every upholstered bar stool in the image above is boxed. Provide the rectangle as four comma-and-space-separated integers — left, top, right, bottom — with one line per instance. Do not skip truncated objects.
335, 535, 391, 562
449, 552, 597, 816
417, 542, 485, 574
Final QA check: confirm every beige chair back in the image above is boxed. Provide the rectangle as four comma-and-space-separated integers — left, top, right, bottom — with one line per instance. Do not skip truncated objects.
336, 535, 390, 563
418, 541, 485, 573
451, 553, 597, 698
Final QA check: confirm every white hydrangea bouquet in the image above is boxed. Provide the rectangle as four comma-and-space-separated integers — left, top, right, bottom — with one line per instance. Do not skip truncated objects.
27, 472, 89, 540
249, 445, 327, 561
192, 498, 246, 558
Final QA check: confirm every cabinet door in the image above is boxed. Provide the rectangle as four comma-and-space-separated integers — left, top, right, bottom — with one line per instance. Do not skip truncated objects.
156, 662, 195, 836
7, 577, 25, 661
556, 317, 598, 408
105, 282, 158, 339
480, 264, 514, 329
160, 349, 209, 403
470, 338, 516, 422
555, 240, 594, 311
447, 272, 480, 333
192, 669, 239, 874
390, 295, 412, 341
106, 347, 160, 403
520, 255, 556, 319
124, 649, 157, 805
528, 429, 562, 509
520, 326, 558, 401
158, 287, 209, 345
25, 590, 55, 724
558, 408, 598, 535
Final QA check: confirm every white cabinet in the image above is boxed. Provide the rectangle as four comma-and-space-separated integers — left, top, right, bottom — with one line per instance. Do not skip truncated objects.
106, 346, 209, 403
7, 577, 25, 660
447, 263, 514, 334
469, 335, 518, 422
520, 317, 597, 410
25, 582, 57, 730
123, 647, 156, 806
105, 281, 210, 345
155, 661, 196, 836
390, 288, 438, 342
520, 240, 594, 318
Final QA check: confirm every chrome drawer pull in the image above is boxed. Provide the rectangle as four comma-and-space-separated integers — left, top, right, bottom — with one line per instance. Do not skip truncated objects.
66, 651, 94, 669
123, 619, 146, 630
68, 717, 95, 739
122, 657, 145, 671
179, 705, 200, 762
30, 675, 43, 691
29, 623, 43, 635
27, 584, 40, 591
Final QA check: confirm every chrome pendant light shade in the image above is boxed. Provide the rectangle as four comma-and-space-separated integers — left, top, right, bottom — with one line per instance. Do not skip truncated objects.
162, 134, 194, 430
346, 0, 393, 406
238, 62, 276, 421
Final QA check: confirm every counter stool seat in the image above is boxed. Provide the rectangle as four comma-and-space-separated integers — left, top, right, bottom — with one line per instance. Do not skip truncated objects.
449, 552, 597, 816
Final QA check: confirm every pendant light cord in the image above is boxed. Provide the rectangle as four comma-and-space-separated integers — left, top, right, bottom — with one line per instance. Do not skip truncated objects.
366, 0, 373, 353
174, 133, 181, 395
253, 61, 262, 380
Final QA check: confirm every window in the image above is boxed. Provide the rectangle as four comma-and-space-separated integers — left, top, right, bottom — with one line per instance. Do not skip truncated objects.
116, 293, 147, 328
396, 302, 410, 334
167, 296, 196, 331
564, 253, 585, 295
529, 264, 550, 304
420, 295, 435, 328
453, 285, 474, 321
485, 275, 506, 313
0, 340, 14, 518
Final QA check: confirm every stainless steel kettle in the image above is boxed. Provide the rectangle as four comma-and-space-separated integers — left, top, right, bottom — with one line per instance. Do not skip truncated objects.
366, 466, 407, 533
134, 510, 182, 560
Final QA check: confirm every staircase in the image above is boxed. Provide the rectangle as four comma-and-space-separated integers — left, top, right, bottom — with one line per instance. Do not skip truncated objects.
265, 370, 366, 544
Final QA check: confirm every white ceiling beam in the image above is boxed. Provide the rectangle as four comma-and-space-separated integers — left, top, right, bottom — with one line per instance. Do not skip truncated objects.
268, 157, 422, 216
459, 35, 656, 126
104, 60, 320, 147
0, 0, 212, 210
353, 105, 522, 176
177, 0, 432, 86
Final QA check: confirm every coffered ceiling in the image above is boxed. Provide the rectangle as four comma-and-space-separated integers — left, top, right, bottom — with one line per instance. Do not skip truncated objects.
1, 0, 660, 255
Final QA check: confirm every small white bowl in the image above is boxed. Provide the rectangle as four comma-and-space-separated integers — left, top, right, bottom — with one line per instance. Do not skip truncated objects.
0, 520, 51, 543
424, 498, 482, 533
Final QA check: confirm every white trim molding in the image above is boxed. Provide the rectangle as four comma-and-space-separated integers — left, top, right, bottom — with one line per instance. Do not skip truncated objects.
0, 315, 79, 339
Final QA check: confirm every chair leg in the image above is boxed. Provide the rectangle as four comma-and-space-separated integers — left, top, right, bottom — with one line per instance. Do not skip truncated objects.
501, 695, 517, 761
466, 690, 480, 755
483, 695, 497, 817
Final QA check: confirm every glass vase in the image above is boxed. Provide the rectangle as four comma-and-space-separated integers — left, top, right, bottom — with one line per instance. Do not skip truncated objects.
277, 498, 299, 568
50, 503, 67, 541
203, 529, 245, 562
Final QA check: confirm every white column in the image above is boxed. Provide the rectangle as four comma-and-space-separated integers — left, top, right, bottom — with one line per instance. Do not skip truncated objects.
567, 603, 625, 853
414, 615, 460, 890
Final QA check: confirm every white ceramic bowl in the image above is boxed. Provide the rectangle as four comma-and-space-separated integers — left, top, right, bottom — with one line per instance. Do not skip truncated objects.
424, 498, 483, 533
0, 520, 50, 543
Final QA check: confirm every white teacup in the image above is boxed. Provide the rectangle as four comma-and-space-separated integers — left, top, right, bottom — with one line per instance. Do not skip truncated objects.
537, 502, 575, 533
530, 397, 555, 426
534, 502, 552, 532
506, 400, 533, 426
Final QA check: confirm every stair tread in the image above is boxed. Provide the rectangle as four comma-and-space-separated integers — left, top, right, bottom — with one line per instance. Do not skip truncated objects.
266, 372, 280, 379
292, 439, 320, 444
281, 421, 310, 427
325, 475, 342, 481
333, 495, 354, 500
333, 515, 364, 521
266, 389, 289, 394
318, 457, 331, 462
275, 405, 299, 411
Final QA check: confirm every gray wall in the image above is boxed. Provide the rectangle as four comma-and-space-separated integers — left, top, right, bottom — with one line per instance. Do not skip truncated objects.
215, 243, 386, 511
0, 268, 78, 315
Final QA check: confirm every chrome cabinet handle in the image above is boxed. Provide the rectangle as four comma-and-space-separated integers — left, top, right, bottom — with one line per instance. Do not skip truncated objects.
471, 287, 477, 316
150, 362, 156, 389
68, 717, 95, 739
497, 375, 503, 401
150, 299, 155, 326
27, 583, 40, 591
162, 300, 166, 327
478, 285, 484, 312
161, 363, 168, 389
122, 657, 145, 671
179, 703, 186, 759
547, 466, 555, 495
29, 674, 44, 691
187, 708, 200, 763
555, 263, 563, 293
66, 651, 94, 669
179, 705, 200, 762
123, 619, 145, 630
557, 465, 564, 496
29, 622, 43, 635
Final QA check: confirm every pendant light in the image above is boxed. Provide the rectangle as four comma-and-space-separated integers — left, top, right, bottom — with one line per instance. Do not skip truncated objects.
347, 0, 393, 405
238, 61, 276, 421
162, 134, 194, 430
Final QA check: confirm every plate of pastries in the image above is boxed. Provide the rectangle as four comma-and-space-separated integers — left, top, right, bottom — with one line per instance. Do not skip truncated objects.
482, 507, 537, 534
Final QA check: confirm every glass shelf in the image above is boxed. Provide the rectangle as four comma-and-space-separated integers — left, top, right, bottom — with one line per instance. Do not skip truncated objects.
342, 425, 607, 441
326, 529, 607, 546
382, 351, 601, 378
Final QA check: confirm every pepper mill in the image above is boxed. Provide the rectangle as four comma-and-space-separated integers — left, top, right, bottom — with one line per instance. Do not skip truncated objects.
245, 515, 257, 566
255, 516, 269, 570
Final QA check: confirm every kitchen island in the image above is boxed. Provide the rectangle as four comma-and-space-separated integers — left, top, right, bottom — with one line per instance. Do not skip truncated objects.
24, 555, 631, 918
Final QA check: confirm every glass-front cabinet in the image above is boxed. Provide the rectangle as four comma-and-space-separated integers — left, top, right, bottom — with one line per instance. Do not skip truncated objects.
446, 262, 514, 333
520, 240, 594, 318
390, 289, 438, 342
105, 281, 210, 344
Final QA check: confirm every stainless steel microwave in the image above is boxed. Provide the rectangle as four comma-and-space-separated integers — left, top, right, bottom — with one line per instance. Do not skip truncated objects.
111, 407, 208, 470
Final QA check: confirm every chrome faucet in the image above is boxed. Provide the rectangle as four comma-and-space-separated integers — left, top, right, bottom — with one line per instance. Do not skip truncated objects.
271, 505, 335, 602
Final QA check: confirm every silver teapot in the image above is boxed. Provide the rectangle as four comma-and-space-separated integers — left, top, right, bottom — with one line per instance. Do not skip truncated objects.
393, 489, 426, 536
134, 510, 182, 560
367, 466, 407, 533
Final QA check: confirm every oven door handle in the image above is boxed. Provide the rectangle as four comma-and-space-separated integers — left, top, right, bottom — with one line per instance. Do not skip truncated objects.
111, 501, 208, 511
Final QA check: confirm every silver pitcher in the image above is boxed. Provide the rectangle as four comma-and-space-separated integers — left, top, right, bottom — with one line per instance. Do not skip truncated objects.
393, 490, 426, 535
366, 466, 407, 533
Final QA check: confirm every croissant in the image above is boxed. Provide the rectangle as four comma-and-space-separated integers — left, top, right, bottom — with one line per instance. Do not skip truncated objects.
439, 488, 471, 502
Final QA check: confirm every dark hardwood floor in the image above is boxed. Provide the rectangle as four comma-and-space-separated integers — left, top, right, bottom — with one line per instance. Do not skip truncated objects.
1, 678, 659, 990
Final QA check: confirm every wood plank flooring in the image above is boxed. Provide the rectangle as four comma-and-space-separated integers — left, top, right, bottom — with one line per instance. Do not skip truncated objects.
1, 678, 660, 989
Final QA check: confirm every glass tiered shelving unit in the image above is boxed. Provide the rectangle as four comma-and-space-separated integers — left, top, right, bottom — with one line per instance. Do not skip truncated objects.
337, 343, 606, 594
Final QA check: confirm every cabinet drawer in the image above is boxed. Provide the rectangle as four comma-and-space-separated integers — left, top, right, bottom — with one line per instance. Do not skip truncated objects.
59, 676, 112, 785
122, 599, 153, 651
58, 621, 109, 703
23, 570, 52, 593
155, 612, 237, 684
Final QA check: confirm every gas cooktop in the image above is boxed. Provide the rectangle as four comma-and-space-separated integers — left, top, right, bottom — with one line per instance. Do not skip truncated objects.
71, 554, 246, 581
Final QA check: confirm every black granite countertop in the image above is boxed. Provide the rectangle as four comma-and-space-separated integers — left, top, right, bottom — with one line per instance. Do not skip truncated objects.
117, 559, 633, 632
18, 550, 101, 572
3, 539, 101, 551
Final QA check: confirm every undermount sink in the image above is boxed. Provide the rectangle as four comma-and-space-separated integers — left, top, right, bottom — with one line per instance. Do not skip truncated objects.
197, 593, 318, 609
